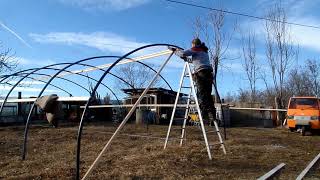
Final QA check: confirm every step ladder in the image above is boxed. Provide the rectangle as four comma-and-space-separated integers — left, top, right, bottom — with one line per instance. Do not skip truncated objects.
163, 62, 226, 160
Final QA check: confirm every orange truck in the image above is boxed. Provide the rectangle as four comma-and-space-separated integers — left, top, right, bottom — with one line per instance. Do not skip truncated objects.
287, 96, 320, 135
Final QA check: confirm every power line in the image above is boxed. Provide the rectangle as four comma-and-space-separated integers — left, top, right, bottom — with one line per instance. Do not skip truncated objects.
164, 0, 320, 30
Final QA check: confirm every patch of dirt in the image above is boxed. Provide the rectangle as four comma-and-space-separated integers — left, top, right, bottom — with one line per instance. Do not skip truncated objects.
0, 124, 319, 179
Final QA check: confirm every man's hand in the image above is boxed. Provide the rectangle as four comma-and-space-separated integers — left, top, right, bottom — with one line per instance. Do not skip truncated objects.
182, 57, 192, 62
168, 46, 177, 52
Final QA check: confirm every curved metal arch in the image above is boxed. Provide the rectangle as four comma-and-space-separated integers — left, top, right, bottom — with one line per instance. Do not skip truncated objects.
0, 68, 36, 83
8, 74, 74, 96
80, 57, 173, 91
2, 63, 135, 93
28, 72, 89, 94
2, 73, 83, 95
0, 56, 173, 91
0, 47, 179, 178
81, 57, 173, 90
76, 44, 182, 179
65, 60, 171, 90
6, 71, 93, 95
0, 62, 74, 118
75, 62, 135, 89
0, 61, 124, 109
20, 50, 179, 162
13, 68, 116, 99
0, 65, 63, 84
30, 65, 123, 107
20, 55, 132, 160
0, 54, 173, 100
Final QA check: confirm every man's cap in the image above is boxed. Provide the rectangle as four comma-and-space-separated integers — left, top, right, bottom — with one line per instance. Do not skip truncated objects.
192, 38, 201, 46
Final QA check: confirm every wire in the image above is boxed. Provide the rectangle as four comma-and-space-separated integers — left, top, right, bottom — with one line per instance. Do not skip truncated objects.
164, 0, 320, 29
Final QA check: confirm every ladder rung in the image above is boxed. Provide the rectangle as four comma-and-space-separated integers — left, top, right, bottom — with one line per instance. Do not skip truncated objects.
176, 106, 190, 109
181, 86, 191, 88
171, 127, 186, 130
206, 130, 219, 133
174, 117, 188, 120
209, 142, 224, 147
167, 137, 186, 141
187, 97, 196, 101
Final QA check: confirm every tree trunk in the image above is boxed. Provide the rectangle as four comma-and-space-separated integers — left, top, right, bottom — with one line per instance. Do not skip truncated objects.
213, 75, 221, 103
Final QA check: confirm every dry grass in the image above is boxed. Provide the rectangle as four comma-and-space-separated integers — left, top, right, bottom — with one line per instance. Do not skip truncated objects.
0, 123, 319, 179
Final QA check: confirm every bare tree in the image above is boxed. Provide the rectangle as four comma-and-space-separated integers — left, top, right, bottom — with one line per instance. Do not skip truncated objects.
285, 67, 313, 97
306, 59, 320, 96
241, 30, 259, 105
115, 63, 160, 89
0, 42, 17, 74
238, 88, 251, 103
192, 7, 235, 103
223, 91, 236, 104
0, 42, 17, 91
264, 3, 298, 123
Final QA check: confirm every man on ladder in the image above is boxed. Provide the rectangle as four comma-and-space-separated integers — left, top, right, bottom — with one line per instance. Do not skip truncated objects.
174, 38, 216, 126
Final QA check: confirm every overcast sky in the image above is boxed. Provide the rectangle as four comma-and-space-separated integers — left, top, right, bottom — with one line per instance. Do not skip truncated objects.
0, 0, 320, 98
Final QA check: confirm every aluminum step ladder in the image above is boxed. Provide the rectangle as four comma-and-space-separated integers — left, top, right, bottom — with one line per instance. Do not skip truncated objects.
163, 62, 226, 160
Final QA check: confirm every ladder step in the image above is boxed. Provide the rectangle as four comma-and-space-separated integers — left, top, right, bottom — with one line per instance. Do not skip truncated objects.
171, 127, 186, 130
181, 86, 191, 88
176, 106, 190, 109
206, 130, 219, 133
167, 137, 186, 141
209, 142, 224, 147
186, 97, 196, 101
174, 117, 188, 120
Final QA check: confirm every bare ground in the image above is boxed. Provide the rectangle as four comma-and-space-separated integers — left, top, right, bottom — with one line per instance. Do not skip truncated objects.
0, 123, 319, 180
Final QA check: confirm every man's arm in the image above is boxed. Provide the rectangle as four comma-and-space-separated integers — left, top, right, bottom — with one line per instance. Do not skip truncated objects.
175, 49, 194, 57
174, 49, 192, 62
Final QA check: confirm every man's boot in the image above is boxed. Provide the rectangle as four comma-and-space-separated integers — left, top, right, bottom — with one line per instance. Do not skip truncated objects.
208, 111, 216, 126
201, 111, 209, 125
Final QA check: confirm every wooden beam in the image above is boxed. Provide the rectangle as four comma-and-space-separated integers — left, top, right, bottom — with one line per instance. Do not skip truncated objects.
296, 153, 320, 180
57, 50, 172, 77
80, 104, 287, 112
229, 107, 287, 112
258, 163, 286, 180
0, 96, 89, 103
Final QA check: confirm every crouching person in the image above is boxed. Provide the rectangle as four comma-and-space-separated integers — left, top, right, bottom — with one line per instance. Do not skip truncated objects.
35, 94, 63, 127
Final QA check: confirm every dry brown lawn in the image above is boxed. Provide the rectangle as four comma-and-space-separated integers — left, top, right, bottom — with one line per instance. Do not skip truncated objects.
0, 123, 319, 179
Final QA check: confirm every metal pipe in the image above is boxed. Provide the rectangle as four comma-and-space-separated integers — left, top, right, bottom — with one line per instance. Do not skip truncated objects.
20, 53, 171, 161
21, 56, 121, 160
81, 50, 174, 180
76, 44, 181, 179
61, 50, 172, 76
7, 74, 74, 96
0, 63, 72, 119
15, 66, 123, 105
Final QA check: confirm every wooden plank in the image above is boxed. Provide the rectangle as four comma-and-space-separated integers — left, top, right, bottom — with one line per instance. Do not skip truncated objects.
80, 104, 194, 108
296, 153, 320, 180
257, 163, 286, 180
56, 50, 172, 77
0, 96, 89, 103
80, 104, 287, 112
229, 107, 287, 112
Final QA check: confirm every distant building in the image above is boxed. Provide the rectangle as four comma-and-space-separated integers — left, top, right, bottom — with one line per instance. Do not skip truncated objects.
122, 88, 186, 124
0, 96, 113, 125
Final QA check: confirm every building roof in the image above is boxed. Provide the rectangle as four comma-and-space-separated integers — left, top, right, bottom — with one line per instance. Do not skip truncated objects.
122, 87, 182, 96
